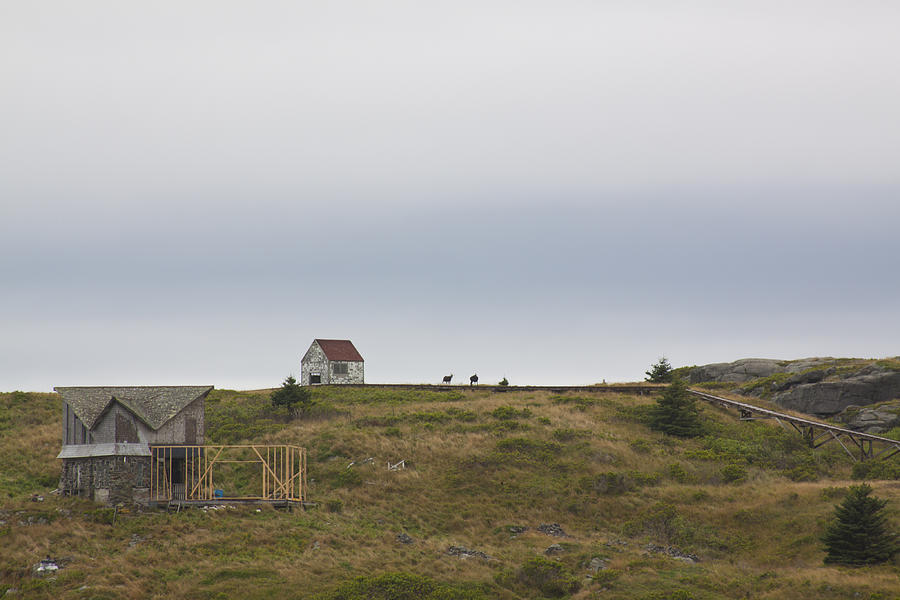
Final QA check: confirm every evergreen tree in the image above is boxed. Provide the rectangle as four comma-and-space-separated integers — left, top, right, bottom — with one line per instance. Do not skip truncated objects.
649, 378, 702, 438
270, 375, 312, 418
645, 357, 674, 383
822, 483, 898, 565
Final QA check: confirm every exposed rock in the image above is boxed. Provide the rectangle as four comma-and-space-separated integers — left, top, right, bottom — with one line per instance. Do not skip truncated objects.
588, 557, 608, 572
773, 369, 900, 416
447, 546, 491, 560
645, 544, 699, 563
838, 401, 900, 434
33, 557, 60, 576
396, 533, 413, 544
544, 543, 564, 555
507, 525, 528, 537
774, 368, 833, 391
784, 358, 838, 373
688, 359, 784, 383
537, 523, 569, 537
688, 357, 900, 416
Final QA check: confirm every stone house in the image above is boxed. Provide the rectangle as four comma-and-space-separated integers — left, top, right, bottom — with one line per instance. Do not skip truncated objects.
301, 339, 364, 385
55, 385, 213, 505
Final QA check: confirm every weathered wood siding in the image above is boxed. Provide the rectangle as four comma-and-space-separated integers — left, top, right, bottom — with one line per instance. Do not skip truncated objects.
90, 404, 154, 445
62, 402, 92, 445
152, 398, 205, 445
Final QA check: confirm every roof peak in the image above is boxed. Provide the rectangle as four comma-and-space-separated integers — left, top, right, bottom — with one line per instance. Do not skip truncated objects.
312, 339, 364, 362
55, 386, 213, 431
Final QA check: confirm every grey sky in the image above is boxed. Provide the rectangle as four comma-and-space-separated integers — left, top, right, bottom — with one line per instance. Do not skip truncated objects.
2, 1, 898, 391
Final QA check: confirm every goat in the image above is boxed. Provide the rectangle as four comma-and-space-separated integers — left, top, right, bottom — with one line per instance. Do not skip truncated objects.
469, 373, 479, 386
442, 374, 453, 384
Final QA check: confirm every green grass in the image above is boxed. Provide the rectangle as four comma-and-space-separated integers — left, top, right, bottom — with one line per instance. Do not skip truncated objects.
2, 386, 900, 599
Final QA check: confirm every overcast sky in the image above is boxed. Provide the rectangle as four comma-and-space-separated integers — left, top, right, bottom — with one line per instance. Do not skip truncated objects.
2, 1, 899, 391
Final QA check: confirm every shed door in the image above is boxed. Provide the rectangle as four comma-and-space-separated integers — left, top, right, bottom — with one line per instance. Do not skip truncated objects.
310, 373, 321, 384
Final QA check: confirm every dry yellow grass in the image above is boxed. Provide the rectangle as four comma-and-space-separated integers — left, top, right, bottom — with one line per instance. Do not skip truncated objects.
2, 387, 899, 599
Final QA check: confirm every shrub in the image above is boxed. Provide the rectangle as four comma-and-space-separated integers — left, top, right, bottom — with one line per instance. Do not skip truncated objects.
552, 428, 589, 442
493, 438, 561, 463
852, 460, 900, 480
630, 439, 653, 454
784, 456, 820, 482
516, 556, 580, 597
491, 406, 532, 420
668, 463, 694, 484
822, 483, 899, 565
581, 472, 631, 495
314, 572, 489, 600
498, 377, 509, 386
550, 395, 596, 411
623, 502, 691, 545
336, 469, 363, 488
720, 463, 747, 484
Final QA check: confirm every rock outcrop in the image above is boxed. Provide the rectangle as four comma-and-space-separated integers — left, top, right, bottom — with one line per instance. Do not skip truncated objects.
836, 401, 900, 434
686, 357, 900, 418
688, 359, 786, 383
772, 366, 900, 416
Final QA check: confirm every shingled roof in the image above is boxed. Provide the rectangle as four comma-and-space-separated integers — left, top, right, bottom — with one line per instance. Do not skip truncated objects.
54, 386, 213, 431
315, 339, 364, 362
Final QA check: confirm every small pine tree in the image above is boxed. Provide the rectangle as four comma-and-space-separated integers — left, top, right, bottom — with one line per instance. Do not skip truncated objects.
649, 378, 702, 438
645, 357, 674, 383
270, 375, 312, 418
822, 483, 898, 565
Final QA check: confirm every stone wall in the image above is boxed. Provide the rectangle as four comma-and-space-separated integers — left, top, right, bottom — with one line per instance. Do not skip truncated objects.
329, 360, 364, 384
302, 343, 329, 385
60, 456, 151, 505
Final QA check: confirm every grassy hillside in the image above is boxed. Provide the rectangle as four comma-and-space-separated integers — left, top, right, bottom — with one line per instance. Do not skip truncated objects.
2, 386, 900, 599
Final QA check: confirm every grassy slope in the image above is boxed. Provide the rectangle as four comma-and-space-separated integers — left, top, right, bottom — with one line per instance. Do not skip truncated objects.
2, 387, 900, 599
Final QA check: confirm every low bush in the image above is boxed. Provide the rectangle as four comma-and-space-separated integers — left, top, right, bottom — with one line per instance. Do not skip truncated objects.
491, 406, 532, 420
515, 556, 580, 597
314, 572, 489, 600
623, 502, 692, 546
668, 463, 695, 484
852, 460, 900, 480
721, 463, 748, 484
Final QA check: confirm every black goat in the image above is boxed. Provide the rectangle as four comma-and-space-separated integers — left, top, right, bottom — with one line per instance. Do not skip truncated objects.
442, 374, 453, 384
469, 373, 479, 386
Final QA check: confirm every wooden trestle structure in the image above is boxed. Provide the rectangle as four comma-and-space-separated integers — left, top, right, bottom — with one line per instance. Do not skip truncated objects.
150, 445, 307, 506
689, 389, 900, 462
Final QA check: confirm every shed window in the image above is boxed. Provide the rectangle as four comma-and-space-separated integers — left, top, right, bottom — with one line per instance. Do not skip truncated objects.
332, 362, 349, 375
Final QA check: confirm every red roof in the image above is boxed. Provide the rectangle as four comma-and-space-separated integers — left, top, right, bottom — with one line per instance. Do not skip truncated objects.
315, 339, 364, 362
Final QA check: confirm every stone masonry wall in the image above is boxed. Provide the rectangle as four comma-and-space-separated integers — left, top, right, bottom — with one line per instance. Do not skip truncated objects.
302, 343, 329, 385
60, 456, 151, 505
330, 360, 364, 384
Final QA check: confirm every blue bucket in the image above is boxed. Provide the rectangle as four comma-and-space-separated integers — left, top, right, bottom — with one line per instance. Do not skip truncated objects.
214, 489, 224, 498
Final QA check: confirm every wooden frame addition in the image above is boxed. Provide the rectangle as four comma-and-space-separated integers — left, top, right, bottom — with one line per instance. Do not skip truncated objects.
150, 445, 307, 504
